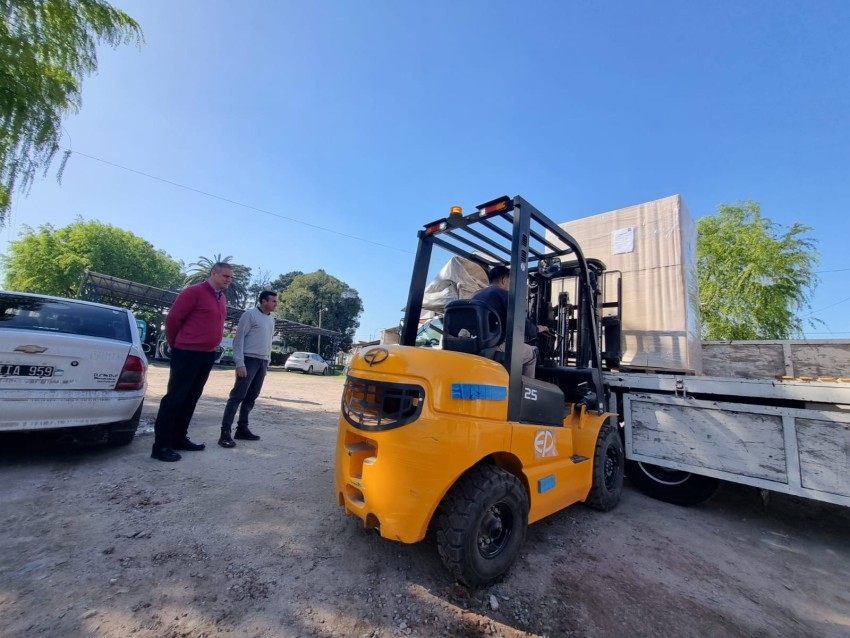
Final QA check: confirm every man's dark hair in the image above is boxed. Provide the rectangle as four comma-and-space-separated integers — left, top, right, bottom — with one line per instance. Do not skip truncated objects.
211, 261, 233, 273
258, 290, 277, 303
488, 265, 510, 284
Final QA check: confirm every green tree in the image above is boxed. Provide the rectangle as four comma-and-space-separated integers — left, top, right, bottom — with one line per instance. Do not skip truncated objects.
246, 267, 272, 306
185, 254, 251, 308
276, 269, 363, 355
697, 201, 820, 340
269, 270, 303, 294
1, 218, 183, 294
0, 0, 143, 221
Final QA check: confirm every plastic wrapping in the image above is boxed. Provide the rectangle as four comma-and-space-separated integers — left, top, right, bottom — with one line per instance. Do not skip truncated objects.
421, 256, 489, 314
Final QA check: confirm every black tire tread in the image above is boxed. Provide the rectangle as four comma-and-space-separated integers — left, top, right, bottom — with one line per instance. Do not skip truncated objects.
436, 465, 528, 588
107, 429, 136, 446
585, 422, 625, 511
625, 460, 719, 506
106, 402, 142, 447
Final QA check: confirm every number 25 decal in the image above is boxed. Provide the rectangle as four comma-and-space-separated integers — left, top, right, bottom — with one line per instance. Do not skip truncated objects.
524, 387, 537, 401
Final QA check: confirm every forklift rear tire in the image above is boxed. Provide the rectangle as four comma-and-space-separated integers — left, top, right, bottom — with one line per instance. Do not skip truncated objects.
625, 460, 719, 506
436, 465, 529, 588
585, 422, 624, 511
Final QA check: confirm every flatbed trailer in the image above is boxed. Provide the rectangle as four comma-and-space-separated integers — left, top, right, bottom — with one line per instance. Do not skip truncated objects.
606, 369, 850, 507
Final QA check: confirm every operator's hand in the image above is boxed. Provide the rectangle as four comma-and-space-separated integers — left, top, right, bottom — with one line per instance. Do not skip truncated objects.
537, 325, 550, 334
235, 366, 247, 378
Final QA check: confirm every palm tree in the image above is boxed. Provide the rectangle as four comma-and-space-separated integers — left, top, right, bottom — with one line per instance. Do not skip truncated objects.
184, 254, 251, 307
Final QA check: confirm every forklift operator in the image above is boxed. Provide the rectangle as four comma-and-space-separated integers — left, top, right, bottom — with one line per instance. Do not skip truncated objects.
472, 264, 549, 377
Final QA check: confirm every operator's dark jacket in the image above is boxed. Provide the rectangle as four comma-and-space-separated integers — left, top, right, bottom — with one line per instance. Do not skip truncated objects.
471, 285, 537, 342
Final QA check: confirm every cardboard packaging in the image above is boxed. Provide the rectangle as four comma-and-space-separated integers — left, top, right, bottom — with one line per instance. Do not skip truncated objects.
552, 194, 703, 373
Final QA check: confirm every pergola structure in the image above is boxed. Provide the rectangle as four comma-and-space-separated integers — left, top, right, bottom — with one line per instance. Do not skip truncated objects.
78, 269, 341, 345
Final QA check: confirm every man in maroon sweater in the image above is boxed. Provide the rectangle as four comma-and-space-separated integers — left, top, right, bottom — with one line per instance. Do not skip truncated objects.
151, 262, 234, 462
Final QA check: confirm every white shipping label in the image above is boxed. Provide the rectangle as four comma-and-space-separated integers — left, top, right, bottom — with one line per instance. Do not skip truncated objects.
612, 227, 635, 254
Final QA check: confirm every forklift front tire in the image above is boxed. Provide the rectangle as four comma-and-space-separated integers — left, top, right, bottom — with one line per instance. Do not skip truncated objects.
585, 422, 625, 511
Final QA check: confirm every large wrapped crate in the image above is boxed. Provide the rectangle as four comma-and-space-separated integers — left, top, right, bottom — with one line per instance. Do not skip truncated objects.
552, 194, 703, 373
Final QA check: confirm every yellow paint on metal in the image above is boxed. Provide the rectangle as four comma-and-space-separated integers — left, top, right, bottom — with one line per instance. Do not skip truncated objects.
334, 345, 609, 543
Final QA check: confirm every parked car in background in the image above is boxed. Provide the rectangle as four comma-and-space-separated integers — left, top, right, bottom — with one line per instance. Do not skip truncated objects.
154, 331, 228, 364
415, 316, 443, 347
283, 352, 329, 375
0, 291, 148, 445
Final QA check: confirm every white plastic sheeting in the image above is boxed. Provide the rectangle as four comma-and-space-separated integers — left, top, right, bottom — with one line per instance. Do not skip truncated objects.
420, 256, 489, 314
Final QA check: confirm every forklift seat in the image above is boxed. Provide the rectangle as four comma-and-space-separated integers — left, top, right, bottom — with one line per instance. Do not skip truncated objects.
441, 299, 503, 362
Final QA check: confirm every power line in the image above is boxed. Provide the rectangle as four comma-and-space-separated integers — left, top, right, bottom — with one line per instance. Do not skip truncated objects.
45, 149, 850, 331
57, 150, 850, 269
802, 295, 850, 316
66, 149, 412, 254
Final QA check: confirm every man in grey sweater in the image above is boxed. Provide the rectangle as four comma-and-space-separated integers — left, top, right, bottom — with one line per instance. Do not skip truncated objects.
219, 291, 278, 448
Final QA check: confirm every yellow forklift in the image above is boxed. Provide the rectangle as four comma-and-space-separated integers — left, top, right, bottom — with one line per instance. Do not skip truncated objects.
335, 195, 624, 586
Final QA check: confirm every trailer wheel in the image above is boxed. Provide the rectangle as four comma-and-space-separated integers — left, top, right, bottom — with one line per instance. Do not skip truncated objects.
436, 466, 529, 588
626, 460, 719, 506
585, 422, 624, 511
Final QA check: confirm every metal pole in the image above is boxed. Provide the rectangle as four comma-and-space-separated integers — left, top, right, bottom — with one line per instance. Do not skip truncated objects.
318, 307, 328, 356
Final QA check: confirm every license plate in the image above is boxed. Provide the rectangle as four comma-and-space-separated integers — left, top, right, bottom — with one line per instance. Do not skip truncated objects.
0, 363, 55, 378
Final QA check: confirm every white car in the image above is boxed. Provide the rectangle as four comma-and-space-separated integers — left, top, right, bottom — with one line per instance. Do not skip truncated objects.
0, 291, 148, 445
284, 351, 329, 375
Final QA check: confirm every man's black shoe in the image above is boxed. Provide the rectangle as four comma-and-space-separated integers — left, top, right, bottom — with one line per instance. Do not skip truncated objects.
151, 447, 181, 462
234, 426, 260, 441
172, 439, 206, 451
218, 432, 236, 448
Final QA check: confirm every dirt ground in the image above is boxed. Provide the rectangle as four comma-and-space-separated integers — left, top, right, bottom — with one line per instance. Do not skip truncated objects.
1, 362, 849, 638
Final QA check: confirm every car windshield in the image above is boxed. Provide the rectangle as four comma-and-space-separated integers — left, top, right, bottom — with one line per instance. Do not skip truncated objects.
292, 352, 310, 358
0, 294, 132, 342
416, 317, 443, 347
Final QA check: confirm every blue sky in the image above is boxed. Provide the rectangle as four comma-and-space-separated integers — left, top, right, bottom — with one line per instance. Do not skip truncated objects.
4, 0, 849, 340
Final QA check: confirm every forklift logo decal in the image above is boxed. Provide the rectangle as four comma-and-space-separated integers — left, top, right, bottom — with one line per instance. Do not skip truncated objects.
534, 430, 557, 458
363, 348, 389, 366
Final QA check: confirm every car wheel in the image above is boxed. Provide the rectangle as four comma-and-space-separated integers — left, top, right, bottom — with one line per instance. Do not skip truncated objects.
322, 366, 329, 376
107, 430, 136, 446
107, 402, 143, 446
436, 465, 529, 587
307, 365, 313, 375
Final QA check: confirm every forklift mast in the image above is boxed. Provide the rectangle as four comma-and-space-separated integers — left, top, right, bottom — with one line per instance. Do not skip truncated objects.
399, 195, 620, 420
